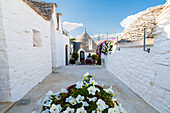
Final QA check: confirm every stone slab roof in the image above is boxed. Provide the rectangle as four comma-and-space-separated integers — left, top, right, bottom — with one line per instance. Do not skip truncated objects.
23, 0, 57, 20
119, 5, 163, 42
75, 31, 98, 53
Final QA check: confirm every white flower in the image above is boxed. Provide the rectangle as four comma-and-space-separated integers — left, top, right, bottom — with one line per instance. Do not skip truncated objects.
47, 90, 54, 96
42, 109, 49, 113
50, 104, 61, 113
108, 103, 119, 113
53, 92, 60, 97
97, 110, 102, 113
84, 72, 90, 77
76, 81, 84, 89
61, 88, 68, 93
32, 111, 36, 113
104, 86, 114, 94
87, 86, 100, 95
76, 95, 84, 103
82, 101, 89, 107
111, 97, 117, 102
96, 99, 107, 111
108, 108, 117, 113
63, 107, 75, 113
44, 95, 50, 101
76, 107, 87, 113
44, 100, 52, 107
118, 104, 127, 113
92, 110, 96, 113
69, 98, 77, 105
66, 96, 74, 102
89, 78, 98, 85
87, 97, 97, 102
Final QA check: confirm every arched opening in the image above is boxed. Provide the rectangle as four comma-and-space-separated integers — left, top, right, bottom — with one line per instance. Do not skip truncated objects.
65, 45, 68, 65
80, 51, 85, 62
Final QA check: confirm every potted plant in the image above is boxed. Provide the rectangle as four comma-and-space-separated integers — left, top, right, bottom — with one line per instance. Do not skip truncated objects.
38, 73, 126, 113
72, 52, 79, 63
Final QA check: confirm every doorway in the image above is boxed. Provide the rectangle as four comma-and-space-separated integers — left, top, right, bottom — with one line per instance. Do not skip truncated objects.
80, 51, 85, 62
65, 45, 68, 65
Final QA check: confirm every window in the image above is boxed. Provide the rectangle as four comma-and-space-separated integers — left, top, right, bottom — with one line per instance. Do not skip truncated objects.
89, 39, 92, 50
33, 30, 42, 47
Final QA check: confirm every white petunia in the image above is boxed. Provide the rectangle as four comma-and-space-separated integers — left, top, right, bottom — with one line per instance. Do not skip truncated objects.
89, 78, 98, 85
92, 110, 96, 113
96, 99, 107, 111
108, 108, 115, 113
76, 81, 84, 89
76, 107, 87, 113
44, 100, 52, 107
87, 97, 97, 102
42, 109, 49, 113
104, 86, 114, 94
84, 72, 90, 77
53, 92, 60, 97
46, 90, 54, 96
76, 95, 84, 103
61, 88, 68, 93
49, 104, 61, 113
111, 97, 117, 102
82, 101, 89, 107
63, 107, 75, 113
87, 86, 100, 95
118, 104, 127, 113
44, 95, 50, 101
66, 96, 74, 102
69, 98, 77, 105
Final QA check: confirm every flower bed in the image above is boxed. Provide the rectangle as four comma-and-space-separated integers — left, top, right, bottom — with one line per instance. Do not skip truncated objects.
96, 40, 113, 56
39, 73, 126, 113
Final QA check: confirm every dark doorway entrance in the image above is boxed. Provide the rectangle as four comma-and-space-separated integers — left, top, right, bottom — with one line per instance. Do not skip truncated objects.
65, 45, 68, 65
80, 51, 85, 62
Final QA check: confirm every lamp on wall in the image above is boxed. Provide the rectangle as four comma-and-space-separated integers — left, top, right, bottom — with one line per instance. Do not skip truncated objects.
143, 28, 150, 53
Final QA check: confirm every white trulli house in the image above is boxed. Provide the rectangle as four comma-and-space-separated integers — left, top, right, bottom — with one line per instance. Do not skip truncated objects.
106, 3, 170, 113
0, 0, 70, 102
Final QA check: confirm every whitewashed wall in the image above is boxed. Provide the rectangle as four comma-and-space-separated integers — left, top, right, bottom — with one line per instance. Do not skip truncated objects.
0, 2, 11, 101
50, 8, 58, 68
0, 0, 52, 102
56, 32, 70, 67
106, 43, 170, 112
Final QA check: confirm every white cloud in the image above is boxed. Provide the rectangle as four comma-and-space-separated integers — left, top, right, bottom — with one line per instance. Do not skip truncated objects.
63, 21, 83, 32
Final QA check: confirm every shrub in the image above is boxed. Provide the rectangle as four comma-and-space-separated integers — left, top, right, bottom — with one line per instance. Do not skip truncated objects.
85, 59, 92, 64
72, 52, 79, 61
69, 58, 76, 64
92, 54, 98, 61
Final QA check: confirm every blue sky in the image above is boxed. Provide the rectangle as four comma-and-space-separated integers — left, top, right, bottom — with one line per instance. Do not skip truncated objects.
43, 0, 166, 37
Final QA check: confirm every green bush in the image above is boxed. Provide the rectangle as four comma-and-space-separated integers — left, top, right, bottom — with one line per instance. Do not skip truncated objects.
92, 54, 98, 61
72, 52, 79, 61
69, 58, 76, 64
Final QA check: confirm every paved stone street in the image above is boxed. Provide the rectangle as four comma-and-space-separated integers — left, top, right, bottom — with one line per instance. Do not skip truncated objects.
6, 65, 159, 113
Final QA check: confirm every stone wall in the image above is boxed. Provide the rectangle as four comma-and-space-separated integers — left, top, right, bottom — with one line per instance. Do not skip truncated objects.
0, 0, 52, 102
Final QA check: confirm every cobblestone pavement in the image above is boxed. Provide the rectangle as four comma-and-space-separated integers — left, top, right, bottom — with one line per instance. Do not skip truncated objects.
7, 65, 159, 113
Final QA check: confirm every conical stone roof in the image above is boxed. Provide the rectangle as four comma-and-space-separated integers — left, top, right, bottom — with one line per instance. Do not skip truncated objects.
75, 31, 97, 53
